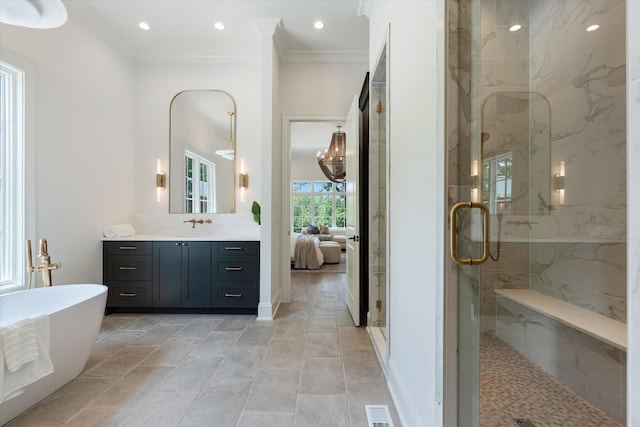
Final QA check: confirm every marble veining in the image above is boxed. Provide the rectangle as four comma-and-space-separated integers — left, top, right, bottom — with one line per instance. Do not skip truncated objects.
132, 213, 260, 240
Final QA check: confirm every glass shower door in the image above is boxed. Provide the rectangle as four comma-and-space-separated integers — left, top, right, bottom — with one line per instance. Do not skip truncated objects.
447, 0, 627, 425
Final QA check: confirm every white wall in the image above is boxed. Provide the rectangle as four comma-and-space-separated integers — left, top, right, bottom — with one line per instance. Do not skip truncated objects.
0, 17, 135, 287
134, 61, 261, 217
290, 154, 326, 181
366, 1, 444, 426
280, 62, 367, 115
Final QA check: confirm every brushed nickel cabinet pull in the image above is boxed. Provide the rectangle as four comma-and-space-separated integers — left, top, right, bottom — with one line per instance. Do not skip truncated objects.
225, 293, 243, 298
119, 246, 137, 250
225, 267, 243, 271
119, 292, 138, 297
119, 266, 138, 270
224, 247, 243, 250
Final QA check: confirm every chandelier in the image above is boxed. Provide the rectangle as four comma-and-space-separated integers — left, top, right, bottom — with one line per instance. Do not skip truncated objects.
317, 125, 346, 183
215, 111, 235, 160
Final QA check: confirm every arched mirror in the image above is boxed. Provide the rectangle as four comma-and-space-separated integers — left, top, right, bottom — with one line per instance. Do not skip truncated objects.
169, 90, 236, 213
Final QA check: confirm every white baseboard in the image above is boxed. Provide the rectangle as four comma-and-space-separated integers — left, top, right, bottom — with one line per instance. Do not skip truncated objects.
257, 302, 274, 321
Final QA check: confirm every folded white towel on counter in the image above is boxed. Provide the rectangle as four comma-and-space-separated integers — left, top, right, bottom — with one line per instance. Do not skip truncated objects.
103, 223, 135, 238
1, 314, 54, 403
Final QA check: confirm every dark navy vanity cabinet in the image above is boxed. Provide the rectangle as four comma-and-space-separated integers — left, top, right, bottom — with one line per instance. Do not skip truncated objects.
103, 240, 259, 313
212, 242, 260, 308
153, 241, 212, 308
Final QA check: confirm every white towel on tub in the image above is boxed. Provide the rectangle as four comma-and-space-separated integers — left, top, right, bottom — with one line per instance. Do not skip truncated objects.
2, 318, 39, 372
0, 314, 54, 403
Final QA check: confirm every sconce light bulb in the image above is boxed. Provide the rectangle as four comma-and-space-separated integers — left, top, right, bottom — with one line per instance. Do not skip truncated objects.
470, 187, 479, 203
155, 158, 166, 203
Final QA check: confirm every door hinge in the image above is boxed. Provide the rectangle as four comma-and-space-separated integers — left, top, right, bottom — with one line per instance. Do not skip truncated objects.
376, 299, 382, 310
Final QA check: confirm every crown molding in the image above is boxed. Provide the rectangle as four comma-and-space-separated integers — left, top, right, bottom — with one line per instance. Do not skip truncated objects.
281, 50, 369, 64
137, 49, 366, 65
138, 50, 260, 64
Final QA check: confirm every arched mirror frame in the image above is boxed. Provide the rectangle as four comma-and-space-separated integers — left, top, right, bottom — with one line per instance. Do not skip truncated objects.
169, 89, 237, 214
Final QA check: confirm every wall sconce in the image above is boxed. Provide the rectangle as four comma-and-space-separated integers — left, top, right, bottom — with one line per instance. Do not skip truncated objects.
239, 173, 248, 189
470, 160, 479, 202
554, 161, 565, 205
239, 159, 248, 202
156, 159, 166, 202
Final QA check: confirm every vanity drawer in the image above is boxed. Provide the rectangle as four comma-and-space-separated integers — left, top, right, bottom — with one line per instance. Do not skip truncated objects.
215, 285, 257, 308
105, 255, 152, 281
104, 241, 152, 255
212, 259, 258, 281
108, 282, 152, 307
212, 241, 259, 256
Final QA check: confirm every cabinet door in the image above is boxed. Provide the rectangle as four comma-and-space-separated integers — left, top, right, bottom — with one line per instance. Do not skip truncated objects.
153, 242, 183, 307
181, 242, 212, 308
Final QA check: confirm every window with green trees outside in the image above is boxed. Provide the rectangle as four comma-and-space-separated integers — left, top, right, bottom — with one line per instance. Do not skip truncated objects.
291, 181, 346, 232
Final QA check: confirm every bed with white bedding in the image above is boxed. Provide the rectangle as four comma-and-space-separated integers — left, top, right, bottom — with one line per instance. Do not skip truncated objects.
290, 232, 324, 269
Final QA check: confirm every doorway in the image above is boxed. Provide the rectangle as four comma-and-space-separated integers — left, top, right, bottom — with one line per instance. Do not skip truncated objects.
445, 0, 627, 425
282, 90, 370, 326
282, 116, 348, 305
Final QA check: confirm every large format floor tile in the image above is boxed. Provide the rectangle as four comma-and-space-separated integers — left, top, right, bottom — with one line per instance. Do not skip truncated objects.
5, 271, 400, 427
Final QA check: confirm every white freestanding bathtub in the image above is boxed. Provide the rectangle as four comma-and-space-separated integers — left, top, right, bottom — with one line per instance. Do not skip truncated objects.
0, 284, 107, 425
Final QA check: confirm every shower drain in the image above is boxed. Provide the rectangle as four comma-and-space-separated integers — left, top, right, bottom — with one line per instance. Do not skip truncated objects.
514, 419, 537, 427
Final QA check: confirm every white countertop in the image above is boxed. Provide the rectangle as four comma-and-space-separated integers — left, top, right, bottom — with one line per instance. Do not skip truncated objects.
102, 234, 259, 242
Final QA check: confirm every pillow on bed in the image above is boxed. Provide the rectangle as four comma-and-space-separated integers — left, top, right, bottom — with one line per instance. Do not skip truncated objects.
306, 223, 320, 234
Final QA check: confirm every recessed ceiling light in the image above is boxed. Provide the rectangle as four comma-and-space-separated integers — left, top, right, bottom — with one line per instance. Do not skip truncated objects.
214, 22, 224, 30
509, 24, 522, 32
314, 20, 324, 30
586, 24, 600, 32
138, 21, 150, 31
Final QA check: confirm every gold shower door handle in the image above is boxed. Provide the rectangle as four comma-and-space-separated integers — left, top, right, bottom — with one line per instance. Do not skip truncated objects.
449, 201, 490, 265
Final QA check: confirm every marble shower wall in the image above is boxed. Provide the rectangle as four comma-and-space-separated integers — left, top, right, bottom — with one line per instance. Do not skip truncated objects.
530, 242, 627, 321
528, 0, 627, 318
478, 0, 626, 324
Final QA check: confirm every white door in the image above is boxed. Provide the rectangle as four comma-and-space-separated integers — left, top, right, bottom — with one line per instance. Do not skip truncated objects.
345, 95, 361, 326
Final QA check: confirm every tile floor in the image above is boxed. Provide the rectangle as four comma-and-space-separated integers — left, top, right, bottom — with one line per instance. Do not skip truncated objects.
480, 333, 624, 427
5, 272, 401, 427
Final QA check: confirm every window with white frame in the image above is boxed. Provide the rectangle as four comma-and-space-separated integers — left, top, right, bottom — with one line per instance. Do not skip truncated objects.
291, 180, 346, 232
483, 152, 513, 214
0, 59, 26, 292
185, 150, 215, 213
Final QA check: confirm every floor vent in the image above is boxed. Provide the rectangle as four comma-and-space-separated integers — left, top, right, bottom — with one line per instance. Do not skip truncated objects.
365, 405, 394, 427
514, 418, 537, 427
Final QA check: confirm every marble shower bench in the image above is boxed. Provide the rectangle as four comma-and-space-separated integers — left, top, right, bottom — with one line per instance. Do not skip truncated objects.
495, 288, 627, 423
495, 288, 626, 351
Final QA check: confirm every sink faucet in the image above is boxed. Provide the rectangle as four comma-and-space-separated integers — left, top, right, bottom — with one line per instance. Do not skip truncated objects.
183, 218, 212, 229
25, 238, 61, 288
